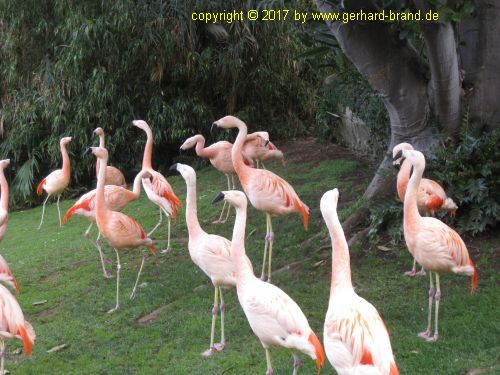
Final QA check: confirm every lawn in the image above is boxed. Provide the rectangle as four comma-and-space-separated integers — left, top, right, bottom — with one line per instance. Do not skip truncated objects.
1, 140, 498, 374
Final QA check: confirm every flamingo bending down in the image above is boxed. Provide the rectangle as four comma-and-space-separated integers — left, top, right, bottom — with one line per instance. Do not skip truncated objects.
94, 127, 127, 187
170, 163, 253, 356
0, 160, 10, 242
0, 284, 35, 374
321, 189, 398, 374
395, 149, 478, 342
393, 143, 458, 277
133, 120, 181, 253
62, 169, 151, 278
212, 116, 309, 282
214, 190, 324, 375
243, 132, 285, 169
36, 137, 72, 229
87, 146, 156, 313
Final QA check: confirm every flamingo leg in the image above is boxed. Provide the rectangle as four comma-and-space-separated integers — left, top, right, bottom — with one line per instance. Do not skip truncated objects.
260, 213, 270, 280
256, 160, 260, 169
261, 161, 267, 170
418, 271, 434, 339
94, 232, 112, 279
428, 273, 441, 342
265, 348, 273, 375
160, 214, 172, 254
37, 194, 51, 230
83, 222, 94, 239
147, 207, 163, 237
130, 256, 146, 300
56, 195, 62, 227
0, 339, 4, 375
202, 287, 219, 357
267, 214, 274, 283
107, 248, 121, 314
404, 258, 418, 277
231, 174, 236, 190
213, 287, 225, 351
292, 354, 301, 375
213, 174, 231, 224
416, 266, 426, 276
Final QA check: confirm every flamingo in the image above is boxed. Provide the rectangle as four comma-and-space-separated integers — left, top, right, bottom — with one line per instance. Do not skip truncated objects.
213, 190, 324, 375
132, 120, 181, 253
86, 146, 156, 313
393, 143, 458, 277
93, 127, 127, 187
0, 284, 35, 374
394, 148, 478, 342
169, 163, 253, 356
36, 136, 72, 229
211, 116, 309, 282
243, 132, 285, 169
0, 255, 19, 293
0, 160, 10, 242
321, 189, 398, 375
62, 169, 151, 278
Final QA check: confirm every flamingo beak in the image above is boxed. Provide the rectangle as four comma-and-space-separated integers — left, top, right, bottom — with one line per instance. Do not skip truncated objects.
211, 122, 218, 135
211, 192, 225, 205
83, 148, 92, 157
168, 164, 180, 176
264, 139, 270, 146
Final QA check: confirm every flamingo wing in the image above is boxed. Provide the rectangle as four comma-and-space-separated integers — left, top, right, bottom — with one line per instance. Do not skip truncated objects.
0, 255, 19, 293
143, 171, 181, 220
62, 190, 96, 224
104, 212, 156, 254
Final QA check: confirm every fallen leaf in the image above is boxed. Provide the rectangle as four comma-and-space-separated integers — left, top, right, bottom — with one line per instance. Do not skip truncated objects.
377, 245, 391, 252
466, 369, 488, 375
32, 300, 47, 306
47, 344, 68, 353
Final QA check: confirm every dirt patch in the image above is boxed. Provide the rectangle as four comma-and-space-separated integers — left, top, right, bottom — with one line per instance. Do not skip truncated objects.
136, 302, 175, 324
36, 307, 58, 318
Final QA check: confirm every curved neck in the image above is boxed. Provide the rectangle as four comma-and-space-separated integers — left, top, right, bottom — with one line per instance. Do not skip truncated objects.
142, 127, 153, 169
131, 171, 145, 198
95, 155, 108, 216
185, 177, 203, 237
324, 207, 352, 291
0, 168, 8, 211
404, 160, 424, 225
61, 142, 70, 174
193, 135, 209, 157
397, 160, 411, 200
99, 134, 105, 148
232, 204, 254, 280
231, 121, 250, 176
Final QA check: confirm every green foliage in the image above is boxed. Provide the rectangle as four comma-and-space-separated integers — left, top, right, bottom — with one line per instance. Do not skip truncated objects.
368, 197, 403, 245
427, 122, 500, 235
0, 0, 320, 207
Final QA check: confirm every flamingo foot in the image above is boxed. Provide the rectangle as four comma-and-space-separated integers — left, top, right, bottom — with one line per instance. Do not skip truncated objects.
213, 342, 225, 351
267, 278, 272, 284
404, 269, 417, 277
202, 347, 216, 357
102, 270, 114, 279
107, 305, 119, 314
160, 246, 171, 255
418, 329, 432, 339
211, 219, 226, 224
83, 232, 90, 239
425, 333, 439, 342
266, 369, 274, 375
260, 274, 267, 281
416, 268, 426, 276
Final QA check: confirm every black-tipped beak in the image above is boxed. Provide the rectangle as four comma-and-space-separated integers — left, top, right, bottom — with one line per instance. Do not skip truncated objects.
168, 164, 180, 176
179, 147, 185, 154
264, 139, 270, 146
211, 122, 218, 135
211, 192, 225, 205
83, 148, 92, 157
393, 150, 403, 161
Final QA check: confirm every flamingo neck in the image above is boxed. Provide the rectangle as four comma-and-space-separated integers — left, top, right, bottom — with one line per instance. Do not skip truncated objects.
95, 155, 108, 217
131, 171, 145, 198
324, 207, 352, 291
232, 205, 255, 281
0, 168, 8, 212
61, 142, 70, 174
99, 134, 105, 148
404, 159, 424, 229
193, 135, 209, 158
142, 127, 153, 169
397, 160, 412, 201
185, 178, 203, 238
231, 120, 250, 176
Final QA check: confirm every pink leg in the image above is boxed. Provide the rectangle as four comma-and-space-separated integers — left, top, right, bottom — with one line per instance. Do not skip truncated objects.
404, 258, 418, 277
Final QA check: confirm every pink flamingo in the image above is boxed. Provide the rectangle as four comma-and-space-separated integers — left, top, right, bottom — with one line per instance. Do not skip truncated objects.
321, 189, 398, 374
0, 255, 19, 293
36, 137, 72, 229
243, 132, 285, 169
62, 169, 151, 278
395, 148, 478, 342
0, 160, 10, 242
393, 143, 458, 276
212, 116, 309, 282
133, 120, 181, 253
94, 127, 127, 187
87, 146, 156, 313
170, 163, 252, 356
0, 284, 35, 373
214, 190, 324, 375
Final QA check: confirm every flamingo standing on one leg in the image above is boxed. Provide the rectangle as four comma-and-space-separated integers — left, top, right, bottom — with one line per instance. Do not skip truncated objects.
243, 132, 285, 169
0, 284, 35, 374
62, 169, 151, 278
0, 160, 10, 242
213, 190, 324, 375
87, 146, 156, 313
94, 127, 127, 187
393, 143, 458, 277
36, 136, 72, 229
170, 163, 252, 356
394, 149, 478, 342
321, 189, 398, 374
133, 120, 181, 253
212, 116, 309, 283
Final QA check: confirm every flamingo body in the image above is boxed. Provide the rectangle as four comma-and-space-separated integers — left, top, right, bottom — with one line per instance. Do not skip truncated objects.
0, 160, 10, 242
0, 255, 19, 293
94, 127, 127, 187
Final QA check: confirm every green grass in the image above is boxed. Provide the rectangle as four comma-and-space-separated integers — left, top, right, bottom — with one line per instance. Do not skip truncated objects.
1, 156, 498, 374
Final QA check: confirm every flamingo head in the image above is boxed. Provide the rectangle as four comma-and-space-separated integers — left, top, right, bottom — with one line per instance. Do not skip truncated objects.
93, 127, 104, 136
132, 120, 150, 132
169, 163, 196, 184
396, 149, 426, 171
320, 188, 340, 216
211, 115, 246, 133
84, 146, 108, 160
392, 142, 414, 166
0, 159, 10, 169
179, 135, 202, 152
60, 136, 72, 145
212, 190, 247, 210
